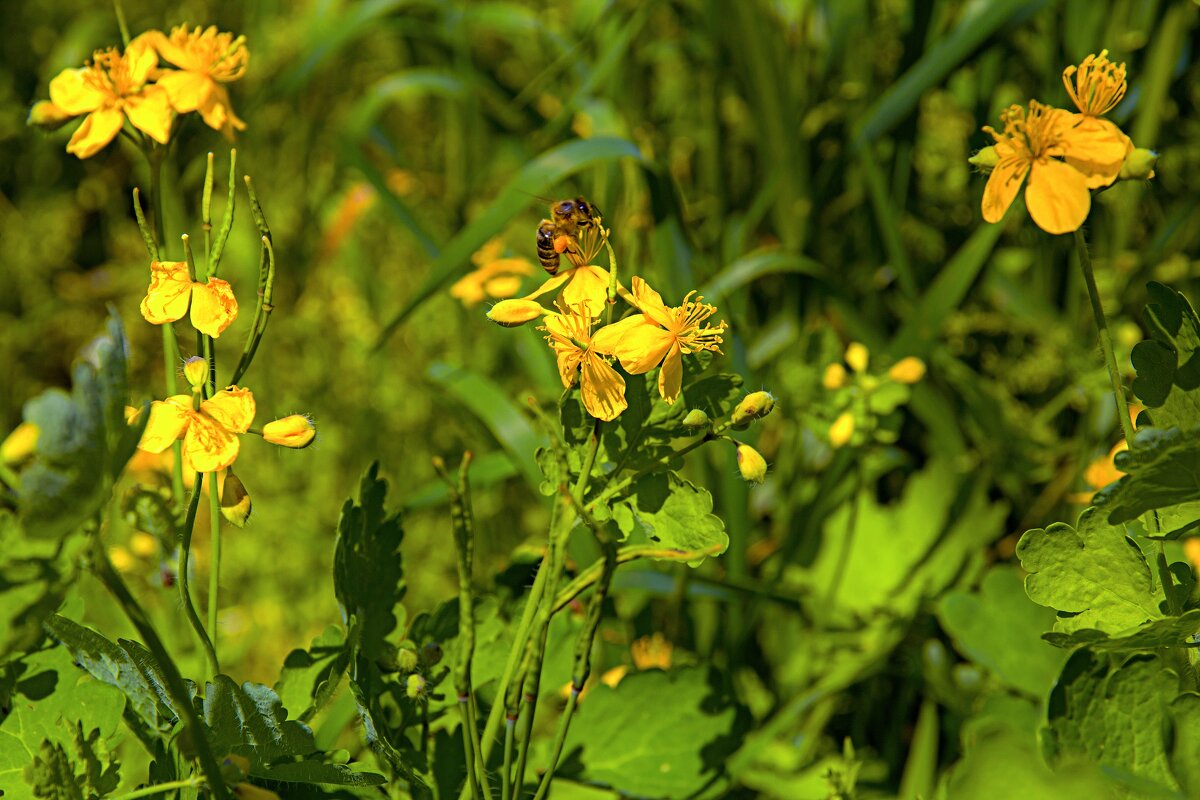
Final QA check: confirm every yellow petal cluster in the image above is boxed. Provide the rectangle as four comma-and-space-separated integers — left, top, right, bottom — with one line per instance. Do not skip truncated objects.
140, 261, 239, 338
978, 51, 1147, 235
540, 302, 627, 422
138, 387, 256, 473
34, 23, 248, 158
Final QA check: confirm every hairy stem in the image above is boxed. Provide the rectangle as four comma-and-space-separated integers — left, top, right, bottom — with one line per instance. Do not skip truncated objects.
207, 472, 222, 659
178, 474, 219, 678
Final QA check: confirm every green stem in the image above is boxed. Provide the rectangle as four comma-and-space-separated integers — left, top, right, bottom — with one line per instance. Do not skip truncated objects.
91, 533, 229, 799
1074, 229, 1175, 612
458, 700, 482, 800
110, 778, 204, 800
822, 463, 861, 618
590, 423, 728, 510
111, 0, 131, 46
501, 717, 515, 800
551, 543, 726, 614
466, 693, 492, 800
207, 472, 222, 658
178, 475, 219, 678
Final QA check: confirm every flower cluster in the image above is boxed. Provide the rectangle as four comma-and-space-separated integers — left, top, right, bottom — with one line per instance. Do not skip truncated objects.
450, 239, 537, 307
975, 50, 1155, 235
31, 24, 248, 158
820, 342, 925, 448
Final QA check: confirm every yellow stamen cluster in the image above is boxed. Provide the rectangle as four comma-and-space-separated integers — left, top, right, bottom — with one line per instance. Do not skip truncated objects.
162, 25, 249, 82
1063, 49, 1126, 117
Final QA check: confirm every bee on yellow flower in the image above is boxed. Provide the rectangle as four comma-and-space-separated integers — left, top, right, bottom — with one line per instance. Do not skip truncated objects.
137, 387, 256, 473
140, 260, 238, 338
43, 39, 172, 158
540, 302, 627, 422
145, 24, 249, 137
592, 277, 725, 405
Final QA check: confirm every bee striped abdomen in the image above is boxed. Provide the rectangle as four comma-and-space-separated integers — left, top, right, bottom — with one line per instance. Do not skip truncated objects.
536, 220, 560, 274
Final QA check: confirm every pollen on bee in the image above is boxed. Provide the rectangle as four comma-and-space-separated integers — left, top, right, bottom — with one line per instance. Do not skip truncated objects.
553, 235, 574, 254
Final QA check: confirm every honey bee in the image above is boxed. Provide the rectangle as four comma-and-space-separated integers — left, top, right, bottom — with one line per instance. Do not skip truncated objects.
536, 196, 605, 275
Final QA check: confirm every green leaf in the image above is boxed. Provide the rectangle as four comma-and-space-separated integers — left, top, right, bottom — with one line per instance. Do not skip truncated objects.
1016, 507, 1162, 634
0, 515, 84, 660
202, 675, 385, 786
1094, 427, 1200, 524
374, 137, 646, 345
1131, 282, 1200, 430
1044, 651, 1181, 794
1041, 608, 1200, 652
937, 567, 1068, 697
698, 249, 827, 299
1169, 693, 1200, 797
563, 667, 744, 799
275, 626, 350, 723
427, 362, 545, 492
24, 723, 120, 800
941, 727, 1114, 800
333, 462, 407, 662
614, 473, 727, 565
44, 614, 180, 733
0, 647, 125, 800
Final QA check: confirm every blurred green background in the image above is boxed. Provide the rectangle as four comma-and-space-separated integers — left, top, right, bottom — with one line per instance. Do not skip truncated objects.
4, 0, 1200, 795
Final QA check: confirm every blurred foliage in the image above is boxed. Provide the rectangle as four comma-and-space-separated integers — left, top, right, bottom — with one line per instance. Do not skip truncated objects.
5, 0, 1200, 797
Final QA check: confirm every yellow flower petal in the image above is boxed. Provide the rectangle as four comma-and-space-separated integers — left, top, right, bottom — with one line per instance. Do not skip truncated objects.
140, 261, 193, 325
1025, 158, 1090, 235
126, 37, 159, 85
524, 271, 572, 301
483, 275, 522, 298
156, 69, 213, 114
657, 342, 684, 404
1062, 115, 1132, 189
183, 412, 240, 473
580, 354, 627, 421
591, 314, 653, 355
604, 319, 675, 375
198, 83, 246, 136
48, 68, 104, 115
189, 278, 238, 337
629, 276, 673, 329
981, 146, 1029, 224
139, 397, 192, 453
124, 87, 173, 145
200, 387, 256, 434
66, 107, 124, 159
561, 265, 610, 314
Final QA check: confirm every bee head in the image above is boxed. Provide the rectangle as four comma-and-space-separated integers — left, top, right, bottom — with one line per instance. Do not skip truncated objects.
553, 200, 575, 219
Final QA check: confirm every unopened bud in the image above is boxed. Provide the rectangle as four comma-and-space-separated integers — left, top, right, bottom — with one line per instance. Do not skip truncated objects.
1119, 148, 1157, 181
486, 298, 545, 327
220, 472, 252, 528
183, 356, 208, 390
968, 146, 999, 172
406, 673, 427, 699
682, 409, 710, 429
887, 356, 926, 384
823, 363, 847, 390
829, 411, 855, 448
130, 531, 157, 558
731, 391, 775, 426
845, 342, 869, 373
27, 100, 72, 131
397, 643, 420, 672
421, 642, 443, 667
262, 415, 316, 449
735, 443, 767, 485
1, 422, 39, 466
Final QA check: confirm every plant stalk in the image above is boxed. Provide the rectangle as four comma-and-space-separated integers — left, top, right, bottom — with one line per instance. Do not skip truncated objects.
207, 471, 222, 657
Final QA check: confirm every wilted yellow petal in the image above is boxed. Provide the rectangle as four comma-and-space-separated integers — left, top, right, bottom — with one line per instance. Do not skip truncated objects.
200, 387, 256, 434
189, 278, 238, 337
1026, 158, 1090, 235
183, 412, 240, 473
139, 397, 192, 453
66, 107, 124, 159
140, 261, 193, 325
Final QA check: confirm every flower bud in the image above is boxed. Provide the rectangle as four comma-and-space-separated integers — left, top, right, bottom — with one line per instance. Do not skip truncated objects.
968, 146, 999, 172
822, 363, 847, 390
221, 755, 252, 783
130, 531, 158, 558
682, 409, 710, 429
397, 643, 420, 673
108, 546, 134, 573
486, 299, 545, 327
1119, 148, 1157, 181
731, 391, 775, 426
263, 415, 316, 449
845, 342, 869, 373
27, 100, 72, 131
183, 356, 208, 391
1184, 538, 1200, 575
406, 673, 427, 699
220, 472, 252, 528
1, 422, 39, 466
829, 411, 855, 448
735, 444, 767, 485
887, 356, 926, 385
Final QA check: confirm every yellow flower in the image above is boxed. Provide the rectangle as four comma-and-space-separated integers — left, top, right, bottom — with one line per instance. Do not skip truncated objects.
829, 412, 855, 448
540, 303, 627, 421
1061, 50, 1134, 187
526, 264, 612, 313
262, 415, 316, 449
140, 261, 238, 338
147, 24, 249, 136
2, 422, 39, 466
844, 342, 869, 373
591, 277, 725, 405
887, 356, 926, 384
1084, 440, 1127, 491
450, 257, 535, 307
981, 101, 1126, 234
137, 387, 256, 473
47, 40, 172, 158
822, 363, 848, 390
631, 633, 674, 671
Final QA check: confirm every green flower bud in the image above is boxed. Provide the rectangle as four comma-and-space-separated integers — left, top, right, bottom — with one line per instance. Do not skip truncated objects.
27, 100, 72, 131
968, 146, 999, 172
1119, 148, 1157, 181
406, 673, 427, 699
731, 391, 775, 425
735, 444, 768, 485
682, 409, 710, 429
397, 643, 420, 673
